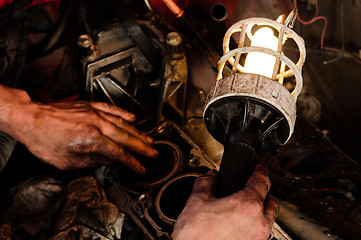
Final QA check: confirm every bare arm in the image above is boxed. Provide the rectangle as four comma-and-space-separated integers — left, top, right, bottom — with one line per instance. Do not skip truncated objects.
0, 84, 157, 174
173, 165, 278, 240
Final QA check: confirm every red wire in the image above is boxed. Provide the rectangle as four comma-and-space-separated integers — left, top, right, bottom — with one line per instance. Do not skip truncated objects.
300, 16, 327, 49
314, 0, 319, 18
294, 0, 361, 64
294, 0, 327, 48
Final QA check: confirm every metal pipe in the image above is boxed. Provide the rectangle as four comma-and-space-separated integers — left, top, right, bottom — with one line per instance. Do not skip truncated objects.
210, 2, 228, 22
272, 194, 342, 240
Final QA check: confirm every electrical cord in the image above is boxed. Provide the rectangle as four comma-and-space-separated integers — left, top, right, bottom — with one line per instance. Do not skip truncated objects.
294, 0, 361, 65
294, 0, 327, 48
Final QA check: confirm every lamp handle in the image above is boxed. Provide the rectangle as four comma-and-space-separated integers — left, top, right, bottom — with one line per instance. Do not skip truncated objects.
215, 142, 258, 198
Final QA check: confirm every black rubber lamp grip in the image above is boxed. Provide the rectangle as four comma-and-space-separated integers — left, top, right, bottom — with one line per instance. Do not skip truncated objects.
215, 141, 258, 198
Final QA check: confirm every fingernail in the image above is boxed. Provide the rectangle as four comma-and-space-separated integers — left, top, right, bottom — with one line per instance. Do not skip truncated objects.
127, 114, 136, 121
152, 149, 159, 157
139, 166, 146, 174
146, 136, 154, 144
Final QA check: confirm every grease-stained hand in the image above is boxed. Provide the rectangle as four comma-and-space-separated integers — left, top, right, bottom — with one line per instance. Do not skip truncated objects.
173, 165, 278, 240
0, 85, 157, 173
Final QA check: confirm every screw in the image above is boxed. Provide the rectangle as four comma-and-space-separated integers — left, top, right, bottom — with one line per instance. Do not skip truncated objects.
189, 158, 200, 166
157, 126, 167, 134
139, 194, 148, 202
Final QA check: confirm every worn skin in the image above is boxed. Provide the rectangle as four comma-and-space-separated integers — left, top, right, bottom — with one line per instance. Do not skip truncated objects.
173, 165, 278, 240
0, 84, 157, 174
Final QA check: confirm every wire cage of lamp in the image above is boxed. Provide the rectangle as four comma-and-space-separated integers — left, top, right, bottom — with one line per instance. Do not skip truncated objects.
217, 9, 306, 98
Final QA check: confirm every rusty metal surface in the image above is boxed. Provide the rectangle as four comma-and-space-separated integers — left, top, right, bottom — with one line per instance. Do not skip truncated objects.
260, 116, 361, 239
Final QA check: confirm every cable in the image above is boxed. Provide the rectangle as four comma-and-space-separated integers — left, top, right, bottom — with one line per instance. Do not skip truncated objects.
294, 0, 327, 48
323, 46, 361, 64
294, 0, 361, 65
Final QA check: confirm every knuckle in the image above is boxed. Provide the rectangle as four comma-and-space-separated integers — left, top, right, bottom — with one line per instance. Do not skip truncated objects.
67, 127, 103, 153
121, 131, 132, 141
253, 172, 269, 185
242, 198, 264, 215
88, 110, 101, 121
227, 194, 245, 207
116, 146, 131, 161
259, 172, 269, 182
86, 126, 102, 140
261, 174, 271, 186
268, 197, 278, 207
99, 102, 110, 109
117, 118, 125, 128
247, 173, 271, 194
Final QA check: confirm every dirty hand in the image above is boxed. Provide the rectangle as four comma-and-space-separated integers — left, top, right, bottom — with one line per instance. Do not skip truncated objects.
173, 165, 278, 240
0, 85, 157, 174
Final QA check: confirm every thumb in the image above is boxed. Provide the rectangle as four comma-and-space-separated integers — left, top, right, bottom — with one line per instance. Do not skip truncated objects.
189, 170, 218, 201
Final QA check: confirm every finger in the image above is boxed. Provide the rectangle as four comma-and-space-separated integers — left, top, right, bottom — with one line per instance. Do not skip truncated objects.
96, 118, 158, 158
244, 164, 271, 201
264, 196, 279, 228
98, 111, 154, 144
69, 135, 146, 174
90, 102, 136, 122
189, 170, 218, 201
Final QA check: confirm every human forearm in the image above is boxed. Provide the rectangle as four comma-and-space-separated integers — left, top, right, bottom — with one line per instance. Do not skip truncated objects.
0, 84, 35, 141
0, 84, 157, 172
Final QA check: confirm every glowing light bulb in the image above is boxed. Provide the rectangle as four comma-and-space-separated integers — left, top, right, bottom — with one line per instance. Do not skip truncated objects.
243, 27, 278, 79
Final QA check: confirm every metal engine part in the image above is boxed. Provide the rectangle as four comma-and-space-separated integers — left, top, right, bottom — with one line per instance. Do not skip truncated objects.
154, 172, 202, 226
81, 1, 165, 131
95, 120, 294, 240
261, 116, 361, 239
95, 121, 217, 239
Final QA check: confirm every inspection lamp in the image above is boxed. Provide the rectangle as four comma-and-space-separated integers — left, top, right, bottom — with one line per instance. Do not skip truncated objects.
203, 9, 306, 197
